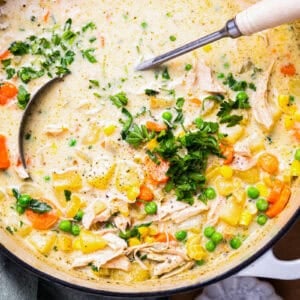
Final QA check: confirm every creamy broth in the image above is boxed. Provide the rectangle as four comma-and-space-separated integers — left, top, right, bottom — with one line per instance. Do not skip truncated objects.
0, 0, 299, 283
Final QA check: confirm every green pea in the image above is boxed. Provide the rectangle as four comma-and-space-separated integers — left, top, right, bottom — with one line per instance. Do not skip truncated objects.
18, 194, 31, 207
144, 201, 157, 215
230, 237, 242, 249
162, 111, 172, 122
295, 149, 300, 161
175, 230, 187, 241
169, 35, 176, 42
59, 220, 72, 232
256, 198, 269, 212
16, 205, 25, 215
71, 224, 81, 236
185, 64, 192, 71
74, 210, 84, 221
236, 91, 249, 102
195, 259, 205, 266
257, 214, 268, 226
247, 186, 260, 199
205, 240, 216, 252
204, 187, 217, 200
211, 232, 223, 244
204, 226, 215, 238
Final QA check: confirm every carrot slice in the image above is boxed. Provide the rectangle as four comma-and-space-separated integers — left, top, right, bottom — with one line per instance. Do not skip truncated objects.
138, 185, 154, 201
0, 82, 18, 105
43, 10, 50, 22
280, 63, 296, 76
0, 135, 10, 169
0, 50, 10, 60
267, 180, 284, 203
146, 157, 169, 184
146, 121, 167, 132
220, 144, 234, 165
154, 232, 175, 243
266, 185, 291, 218
26, 199, 59, 230
257, 153, 279, 175
190, 98, 202, 106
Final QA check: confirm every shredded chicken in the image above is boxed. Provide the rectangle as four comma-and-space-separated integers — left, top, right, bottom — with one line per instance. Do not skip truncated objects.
113, 214, 130, 232
44, 124, 68, 136
72, 249, 123, 268
14, 164, 29, 179
231, 151, 257, 171
251, 61, 278, 131
206, 196, 226, 226
161, 261, 195, 279
101, 255, 130, 271
153, 255, 185, 276
194, 60, 226, 94
82, 201, 111, 229
101, 233, 127, 250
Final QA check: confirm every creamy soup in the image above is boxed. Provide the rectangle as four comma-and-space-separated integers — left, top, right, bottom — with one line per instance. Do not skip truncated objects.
0, 0, 299, 283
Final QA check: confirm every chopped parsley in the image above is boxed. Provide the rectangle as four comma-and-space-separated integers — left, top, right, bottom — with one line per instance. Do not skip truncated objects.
141, 22, 148, 29
81, 48, 97, 63
69, 138, 77, 147
109, 92, 128, 108
64, 190, 72, 201
17, 85, 31, 109
82, 22, 96, 32
145, 89, 159, 96
162, 67, 171, 80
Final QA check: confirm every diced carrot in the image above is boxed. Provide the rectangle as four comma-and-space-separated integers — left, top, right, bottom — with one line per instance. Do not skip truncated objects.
154, 232, 175, 243
0, 82, 18, 105
145, 157, 169, 184
43, 10, 50, 23
146, 121, 167, 132
257, 153, 279, 175
190, 98, 202, 106
266, 185, 291, 218
267, 180, 284, 203
280, 63, 296, 76
0, 135, 10, 169
100, 36, 105, 48
0, 50, 10, 60
220, 144, 234, 165
138, 185, 154, 201
293, 127, 300, 141
26, 199, 59, 230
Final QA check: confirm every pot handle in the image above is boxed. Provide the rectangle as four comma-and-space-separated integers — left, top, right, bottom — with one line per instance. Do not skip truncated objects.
237, 249, 300, 279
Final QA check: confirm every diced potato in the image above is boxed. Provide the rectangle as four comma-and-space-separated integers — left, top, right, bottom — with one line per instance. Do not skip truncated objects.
150, 97, 174, 109
205, 165, 220, 182
221, 125, 245, 144
295, 112, 300, 122
82, 123, 101, 145
87, 163, 116, 190
0, 189, 7, 202
219, 196, 243, 226
17, 223, 32, 237
235, 167, 260, 184
232, 188, 246, 204
186, 235, 206, 260
65, 194, 81, 218
215, 176, 241, 196
52, 170, 82, 191
79, 230, 107, 254
115, 163, 143, 202
28, 232, 57, 255
289, 78, 300, 96
144, 236, 155, 243
94, 268, 111, 277
57, 234, 73, 252
72, 237, 81, 250
284, 116, 295, 130
20, 183, 43, 198
148, 225, 158, 236
110, 262, 150, 282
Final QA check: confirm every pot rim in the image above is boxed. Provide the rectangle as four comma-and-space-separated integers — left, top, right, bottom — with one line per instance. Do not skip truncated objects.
1, 208, 299, 298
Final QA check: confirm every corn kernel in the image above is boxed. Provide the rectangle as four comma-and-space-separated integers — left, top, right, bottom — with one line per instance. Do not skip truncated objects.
233, 189, 246, 204
284, 116, 295, 130
126, 185, 140, 201
239, 210, 253, 227
146, 139, 158, 151
17, 224, 32, 237
186, 235, 206, 260
278, 94, 289, 108
256, 183, 269, 198
189, 227, 201, 234
29, 232, 57, 255
144, 236, 155, 244
219, 166, 233, 179
263, 175, 274, 188
57, 235, 73, 252
291, 160, 300, 176
295, 112, 300, 122
203, 44, 212, 52
128, 237, 141, 247
138, 226, 150, 238
103, 125, 116, 136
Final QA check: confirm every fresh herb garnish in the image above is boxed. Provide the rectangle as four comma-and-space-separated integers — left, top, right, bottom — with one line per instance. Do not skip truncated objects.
81, 48, 97, 63
89, 79, 100, 87
8, 41, 30, 56
162, 67, 170, 80
145, 89, 159, 96
17, 85, 31, 109
82, 22, 96, 32
64, 190, 72, 201
125, 124, 155, 147
109, 92, 128, 108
